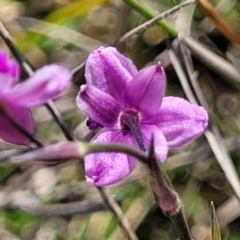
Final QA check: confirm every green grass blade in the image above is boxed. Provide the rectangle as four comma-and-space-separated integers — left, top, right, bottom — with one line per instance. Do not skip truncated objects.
211, 202, 221, 240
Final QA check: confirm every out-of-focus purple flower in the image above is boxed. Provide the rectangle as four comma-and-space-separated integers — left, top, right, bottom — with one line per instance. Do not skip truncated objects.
0, 50, 71, 145
77, 47, 208, 187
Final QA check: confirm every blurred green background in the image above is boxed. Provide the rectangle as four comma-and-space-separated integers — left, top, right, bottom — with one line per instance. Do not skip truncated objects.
0, 0, 240, 239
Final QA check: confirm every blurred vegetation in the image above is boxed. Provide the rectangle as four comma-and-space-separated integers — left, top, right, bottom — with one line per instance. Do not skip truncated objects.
1, 0, 240, 239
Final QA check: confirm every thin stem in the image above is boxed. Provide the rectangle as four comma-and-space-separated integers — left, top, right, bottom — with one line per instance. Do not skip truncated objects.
13, 199, 121, 216
122, 0, 178, 37
2, 109, 43, 147
98, 188, 139, 240
198, 0, 240, 45
81, 141, 140, 240
170, 209, 193, 240
116, 0, 197, 46
45, 101, 73, 141
120, 116, 193, 240
4, 141, 148, 164
87, 143, 147, 164
147, 141, 193, 240
0, 22, 33, 79
0, 21, 74, 141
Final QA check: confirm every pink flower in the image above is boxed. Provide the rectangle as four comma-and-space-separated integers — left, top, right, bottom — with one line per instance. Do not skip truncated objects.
0, 50, 71, 145
77, 47, 208, 187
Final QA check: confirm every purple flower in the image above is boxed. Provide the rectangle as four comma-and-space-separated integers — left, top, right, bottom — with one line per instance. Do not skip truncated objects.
77, 47, 208, 187
0, 50, 71, 145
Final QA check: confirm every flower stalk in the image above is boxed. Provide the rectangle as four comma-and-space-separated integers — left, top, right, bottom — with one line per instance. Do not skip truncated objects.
98, 188, 139, 240
5, 141, 148, 164
120, 109, 193, 239
147, 139, 193, 240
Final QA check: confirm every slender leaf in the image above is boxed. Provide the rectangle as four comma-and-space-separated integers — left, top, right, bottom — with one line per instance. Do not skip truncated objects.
169, 39, 240, 202
46, 0, 108, 24
17, 17, 103, 51
211, 202, 221, 240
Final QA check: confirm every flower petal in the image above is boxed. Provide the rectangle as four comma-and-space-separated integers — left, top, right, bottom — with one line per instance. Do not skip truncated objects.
85, 46, 137, 101
0, 50, 19, 89
124, 64, 166, 118
11, 64, 71, 106
84, 128, 138, 187
0, 93, 34, 145
140, 124, 168, 162
154, 97, 208, 147
77, 85, 121, 128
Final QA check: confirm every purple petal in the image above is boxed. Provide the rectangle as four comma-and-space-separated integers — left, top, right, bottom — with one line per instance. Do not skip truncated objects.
84, 128, 138, 187
77, 85, 121, 128
85, 47, 138, 101
0, 51, 19, 89
140, 124, 169, 162
124, 64, 166, 118
0, 93, 34, 145
154, 97, 208, 148
11, 64, 71, 106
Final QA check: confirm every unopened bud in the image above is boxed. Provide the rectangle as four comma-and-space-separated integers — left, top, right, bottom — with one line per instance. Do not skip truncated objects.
8, 141, 88, 163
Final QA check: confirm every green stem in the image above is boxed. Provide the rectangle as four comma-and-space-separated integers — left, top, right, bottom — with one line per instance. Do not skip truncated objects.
123, 0, 177, 36
170, 209, 193, 240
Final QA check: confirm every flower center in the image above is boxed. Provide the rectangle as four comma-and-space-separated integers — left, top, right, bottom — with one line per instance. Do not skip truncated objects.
120, 110, 146, 151
120, 110, 139, 134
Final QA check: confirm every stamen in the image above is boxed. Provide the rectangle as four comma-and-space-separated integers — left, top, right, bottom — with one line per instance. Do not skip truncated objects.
120, 110, 146, 152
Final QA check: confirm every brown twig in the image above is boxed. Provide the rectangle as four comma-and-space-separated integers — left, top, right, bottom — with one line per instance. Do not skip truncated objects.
11, 199, 120, 216
181, 35, 240, 90
169, 38, 240, 201
198, 0, 240, 46
98, 188, 139, 240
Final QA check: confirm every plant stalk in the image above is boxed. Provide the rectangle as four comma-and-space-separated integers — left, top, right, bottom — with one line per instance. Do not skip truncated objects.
123, 0, 177, 36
